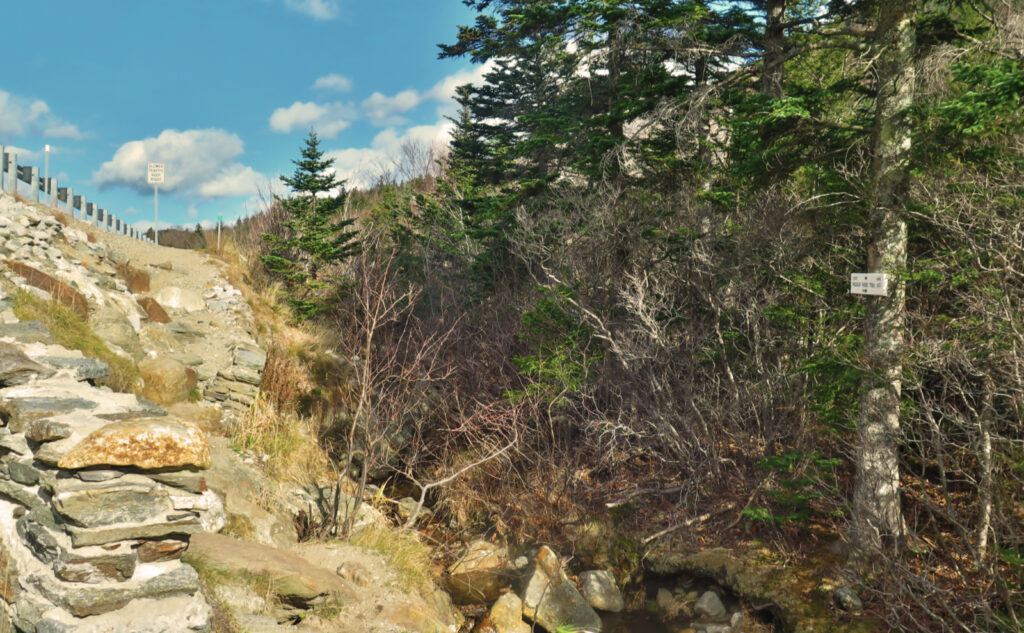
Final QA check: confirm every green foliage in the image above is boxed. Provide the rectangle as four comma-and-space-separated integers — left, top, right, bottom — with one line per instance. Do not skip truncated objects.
262, 131, 359, 320
505, 286, 603, 406
743, 452, 842, 525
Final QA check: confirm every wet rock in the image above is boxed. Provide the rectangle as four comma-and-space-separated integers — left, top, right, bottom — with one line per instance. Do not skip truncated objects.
446, 539, 516, 605
57, 417, 210, 470
833, 586, 862, 613
694, 591, 726, 620
0, 342, 55, 386
139, 357, 197, 405
519, 546, 602, 633
580, 570, 624, 613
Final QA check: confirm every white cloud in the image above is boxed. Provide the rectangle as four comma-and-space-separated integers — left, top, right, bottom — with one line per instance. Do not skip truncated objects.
284, 0, 338, 20
4, 145, 41, 161
93, 128, 267, 198
313, 73, 353, 92
0, 90, 85, 142
426, 62, 494, 103
361, 90, 421, 126
187, 204, 199, 219
325, 121, 455, 189
269, 101, 355, 137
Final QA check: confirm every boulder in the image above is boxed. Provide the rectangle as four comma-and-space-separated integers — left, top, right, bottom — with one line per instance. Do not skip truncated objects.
57, 417, 211, 470
518, 546, 602, 633
694, 590, 726, 620
184, 533, 356, 607
89, 305, 144, 361
2, 260, 88, 315
580, 569, 624, 613
116, 262, 151, 293
154, 287, 206, 313
0, 342, 55, 386
137, 296, 171, 323
446, 540, 517, 605
475, 592, 530, 633
139, 357, 197, 405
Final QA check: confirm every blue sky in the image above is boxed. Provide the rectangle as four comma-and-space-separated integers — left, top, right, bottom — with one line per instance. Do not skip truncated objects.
0, 0, 483, 230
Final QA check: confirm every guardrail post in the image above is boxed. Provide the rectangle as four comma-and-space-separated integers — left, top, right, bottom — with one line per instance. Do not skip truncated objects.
29, 167, 39, 203
0, 146, 5, 193
6, 153, 17, 197
84, 200, 93, 223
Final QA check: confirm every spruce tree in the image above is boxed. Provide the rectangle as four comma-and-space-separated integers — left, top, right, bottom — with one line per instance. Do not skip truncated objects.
262, 131, 359, 320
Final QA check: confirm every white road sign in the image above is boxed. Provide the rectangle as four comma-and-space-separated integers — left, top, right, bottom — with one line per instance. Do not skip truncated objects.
147, 163, 165, 185
850, 273, 889, 296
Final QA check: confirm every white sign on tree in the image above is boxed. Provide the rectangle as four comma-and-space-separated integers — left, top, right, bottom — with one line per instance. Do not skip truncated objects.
850, 273, 889, 296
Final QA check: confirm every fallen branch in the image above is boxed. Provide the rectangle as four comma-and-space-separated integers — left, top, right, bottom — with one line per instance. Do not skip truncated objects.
641, 502, 736, 546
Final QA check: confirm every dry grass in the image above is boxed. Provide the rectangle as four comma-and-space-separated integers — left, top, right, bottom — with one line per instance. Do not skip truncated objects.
10, 289, 141, 393
229, 393, 333, 485
348, 527, 435, 595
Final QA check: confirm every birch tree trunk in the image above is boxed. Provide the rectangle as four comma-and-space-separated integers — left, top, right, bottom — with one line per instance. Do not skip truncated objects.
850, 0, 916, 560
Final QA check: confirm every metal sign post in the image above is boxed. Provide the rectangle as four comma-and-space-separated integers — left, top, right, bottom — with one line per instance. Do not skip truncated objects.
44, 145, 51, 206
147, 163, 164, 245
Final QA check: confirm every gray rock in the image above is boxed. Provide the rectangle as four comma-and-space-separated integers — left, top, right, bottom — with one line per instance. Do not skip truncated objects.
75, 468, 126, 482
219, 365, 261, 386
0, 428, 30, 454
519, 546, 602, 633
148, 470, 205, 493
30, 561, 199, 617
730, 611, 743, 628
37, 355, 111, 382
0, 321, 52, 345
26, 417, 73, 442
165, 321, 204, 341
52, 479, 175, 527
694, 590, 726, 619
17, 517, 62, 563
704, 625, 731, 633
54, 547, 136, 583
169, 352, 204, 367
0, 396, 98, 433
66, 515, 202, 547
232, 344, 267, 372
834, 585, 862, 612
0, 477, 44, 508
0, 342, 56, 386
486, 592, 531, 633
108, 249, 128, 265
580, 569, 624, 613
89, 306, 144, 361
7, 459, 39, 485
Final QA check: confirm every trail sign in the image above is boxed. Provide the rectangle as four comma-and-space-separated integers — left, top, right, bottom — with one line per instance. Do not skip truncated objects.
147, 163, 165, 185
850, 273, 889, 296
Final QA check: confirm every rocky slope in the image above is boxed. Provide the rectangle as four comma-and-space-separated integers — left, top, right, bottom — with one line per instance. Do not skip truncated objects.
0, 193, 460, 633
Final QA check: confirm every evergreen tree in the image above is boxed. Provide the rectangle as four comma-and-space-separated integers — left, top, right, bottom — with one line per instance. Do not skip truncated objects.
262, 132, 359, 320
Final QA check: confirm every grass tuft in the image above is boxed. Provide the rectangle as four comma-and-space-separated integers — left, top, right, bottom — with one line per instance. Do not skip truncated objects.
348, 527, 434, 595
11, 290, 141, 393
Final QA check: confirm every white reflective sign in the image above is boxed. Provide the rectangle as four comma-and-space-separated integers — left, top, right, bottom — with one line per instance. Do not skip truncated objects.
850, 273, 889, 296
147, 163, 165, 184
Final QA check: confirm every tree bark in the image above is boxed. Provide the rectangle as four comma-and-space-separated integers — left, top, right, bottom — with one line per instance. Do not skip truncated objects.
850, 0, 915, 560
762, 0, 786, 97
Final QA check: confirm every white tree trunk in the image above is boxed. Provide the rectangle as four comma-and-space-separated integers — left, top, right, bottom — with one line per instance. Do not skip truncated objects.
851, 1, 916, 559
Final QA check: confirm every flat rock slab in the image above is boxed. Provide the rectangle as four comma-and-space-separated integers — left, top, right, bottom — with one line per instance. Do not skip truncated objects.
52, 479, 174, 528
36, 356, 111, 382
0, 342, 55, 386
57, 418, 210, 470
30, 561, 199, 617
0, 321, 54, 345
185, 532, 356, 606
